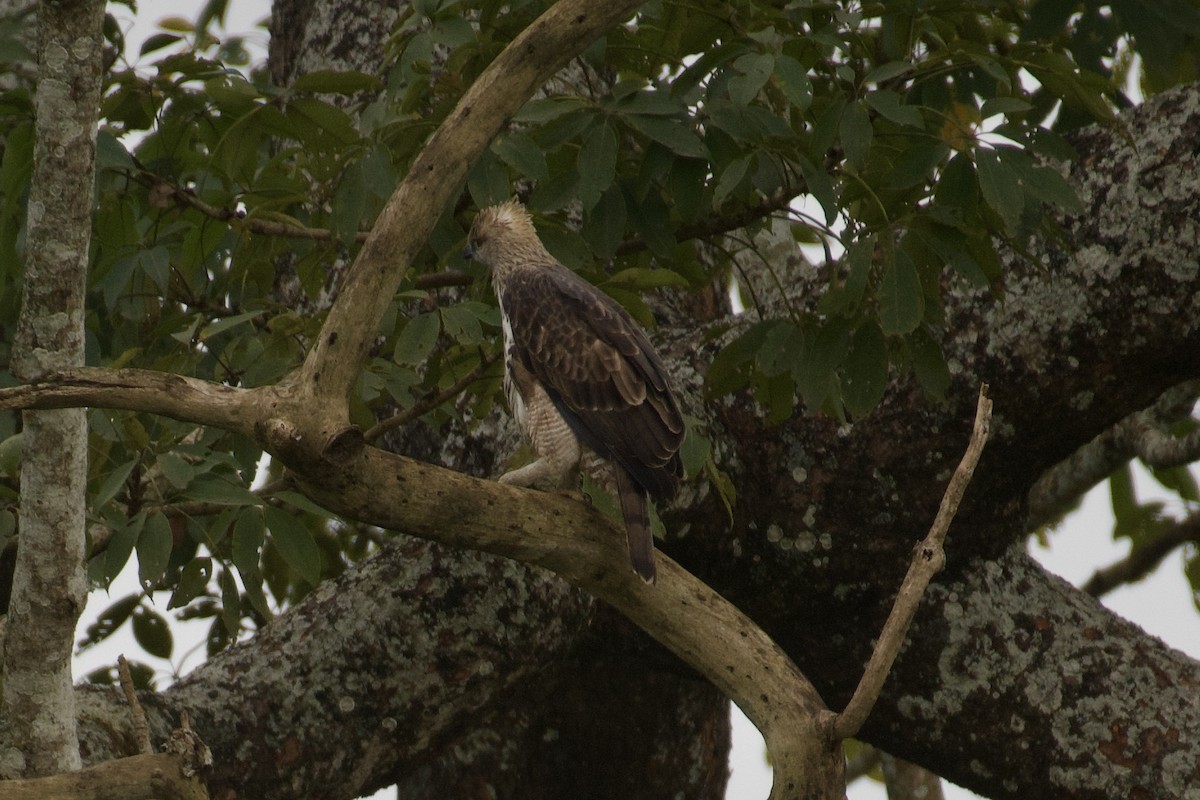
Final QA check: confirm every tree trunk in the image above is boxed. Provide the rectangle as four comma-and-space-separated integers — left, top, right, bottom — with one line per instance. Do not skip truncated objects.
0, 0, 103, 779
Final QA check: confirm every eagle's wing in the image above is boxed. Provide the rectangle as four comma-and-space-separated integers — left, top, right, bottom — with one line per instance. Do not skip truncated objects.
501, 264, 684, 501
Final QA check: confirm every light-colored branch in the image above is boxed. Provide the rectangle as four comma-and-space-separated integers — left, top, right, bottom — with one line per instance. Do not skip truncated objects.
295, 0, 649, 413
834, 385, 993, 741
0, 368, 264, 439
284, 443, 844, 800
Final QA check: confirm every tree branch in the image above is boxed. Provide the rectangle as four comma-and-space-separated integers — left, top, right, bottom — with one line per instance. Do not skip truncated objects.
295, 0, 649, 414
0, 368, 264, 438
834, 385, 993, 740
280, 445, 844, 800
0, 751, 209, 800
1081, 513, 1200, 597
1027, 379, 1200, 527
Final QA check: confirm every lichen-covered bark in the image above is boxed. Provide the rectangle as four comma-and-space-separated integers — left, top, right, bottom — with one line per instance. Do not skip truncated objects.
874, 547, 1200, 800
0, 0, 103, 779
76, 537, 591, 799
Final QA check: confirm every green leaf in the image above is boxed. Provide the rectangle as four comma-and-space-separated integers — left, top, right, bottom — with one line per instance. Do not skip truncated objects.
1150, 465, 1200, 503
218, 566, 241, 635
1109, 465, 1138, 533
975, 148, 1024, 231
493, 131, 549, 181
467, 148, 511, 209
577, 123, 619, 210
728, 53, 774, 105
774, 55, 813, 111
713, 155, 750, 206
839, 100, 872, 170
232, 508, 272, 618
199, 310, 264, 341
104, 513, 145, 585
879, 251, 924, 335
998, 148, 1083, 215
79, 594, 138, 649
184, 477, 259, 506
704, 321, 773, 399
796, 317, 851, 411
796, 156, 837, 224
980, 97, 1033, 119
137, 511, 173, 588
757, 320, 805, 378
131, 606, 173, 659
678, 419, 712, 477
275, 491, 334, 517
289, 69, 382, 95
264, 506, 322, 586
865, 90, 923, 128
886, 140, 949, 190
623, 115, 709, 159
169, 557, 213, 610
157, 452, 195, 490
394, 312, 441, 365
907, 328, 951, 400
440, 305, 483, 344
843, 323, 888, 417
583, 185, 627, 260
863, 61, 912, 83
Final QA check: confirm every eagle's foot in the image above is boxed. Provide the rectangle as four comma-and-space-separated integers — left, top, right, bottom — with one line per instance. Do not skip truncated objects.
498, 459, 577, 492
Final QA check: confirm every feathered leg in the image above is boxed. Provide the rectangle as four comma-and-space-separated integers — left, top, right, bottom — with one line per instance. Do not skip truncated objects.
615, 467, 656, 583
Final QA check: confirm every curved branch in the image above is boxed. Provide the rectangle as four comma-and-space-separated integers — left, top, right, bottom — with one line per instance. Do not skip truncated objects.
1027, 379, 1200, 527
295, 0, 649, 412
282, 444, 844, 800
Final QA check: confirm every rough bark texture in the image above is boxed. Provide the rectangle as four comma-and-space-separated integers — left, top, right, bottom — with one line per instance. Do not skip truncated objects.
0, 0, 103, 779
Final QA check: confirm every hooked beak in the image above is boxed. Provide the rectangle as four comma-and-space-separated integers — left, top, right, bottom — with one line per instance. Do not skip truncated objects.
461, 243, 476, 261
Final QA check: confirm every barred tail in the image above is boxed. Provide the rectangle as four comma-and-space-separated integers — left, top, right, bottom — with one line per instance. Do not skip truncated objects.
615, 468, 656, 583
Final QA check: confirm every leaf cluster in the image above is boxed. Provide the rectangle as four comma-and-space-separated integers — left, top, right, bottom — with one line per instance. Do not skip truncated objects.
1, 0, 1198, 668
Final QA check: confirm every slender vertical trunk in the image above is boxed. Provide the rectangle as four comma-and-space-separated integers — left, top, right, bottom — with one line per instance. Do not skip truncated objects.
0, 0, 103, 778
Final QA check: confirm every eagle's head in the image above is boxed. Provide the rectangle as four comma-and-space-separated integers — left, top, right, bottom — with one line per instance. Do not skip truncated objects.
463, 198, 546, 276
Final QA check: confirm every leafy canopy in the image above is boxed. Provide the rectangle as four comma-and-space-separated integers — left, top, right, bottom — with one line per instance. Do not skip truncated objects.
0, 0, 1197, 680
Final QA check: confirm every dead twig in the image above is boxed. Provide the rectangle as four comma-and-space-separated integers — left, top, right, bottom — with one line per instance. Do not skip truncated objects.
363, 351, 499, 443
834, 384, 993, 740
117, 655, 153, 756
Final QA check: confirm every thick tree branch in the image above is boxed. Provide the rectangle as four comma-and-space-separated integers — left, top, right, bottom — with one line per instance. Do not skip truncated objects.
0, 752, 208, 800
0, 368, 264, 439
284, 447, 845, 800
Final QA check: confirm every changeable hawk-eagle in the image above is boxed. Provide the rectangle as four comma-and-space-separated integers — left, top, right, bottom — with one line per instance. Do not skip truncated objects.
464, 199, 684, 583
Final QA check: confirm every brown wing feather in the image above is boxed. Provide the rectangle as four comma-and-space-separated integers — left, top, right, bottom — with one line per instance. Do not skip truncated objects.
501, 264, 684, 501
